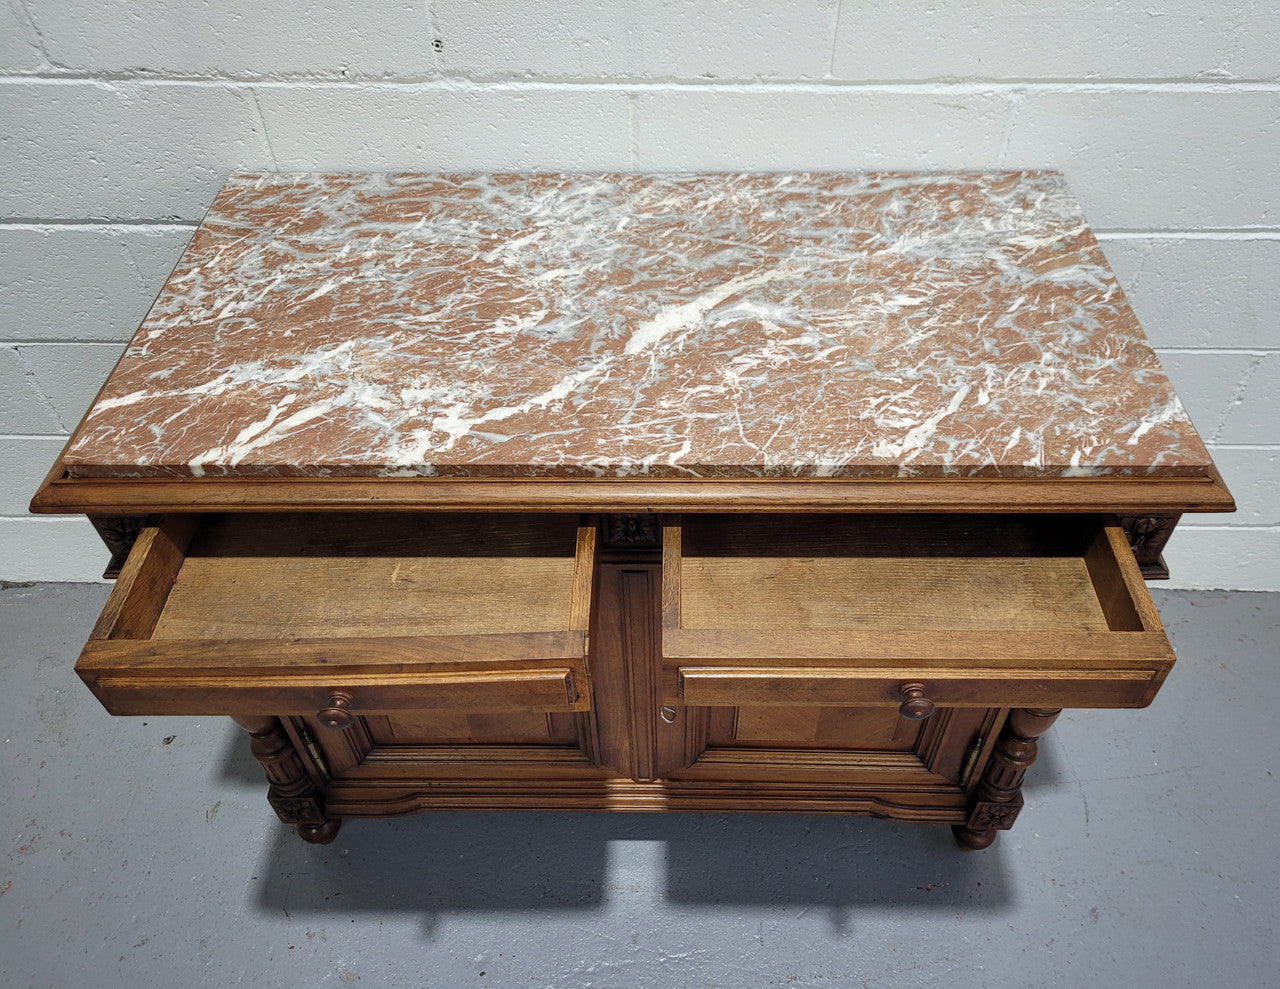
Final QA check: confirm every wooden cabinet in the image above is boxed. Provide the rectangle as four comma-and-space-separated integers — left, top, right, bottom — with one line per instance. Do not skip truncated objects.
30, 171, 1237, 852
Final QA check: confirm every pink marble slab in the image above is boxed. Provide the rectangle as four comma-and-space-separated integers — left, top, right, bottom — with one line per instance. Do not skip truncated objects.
62, 172, 1212, 480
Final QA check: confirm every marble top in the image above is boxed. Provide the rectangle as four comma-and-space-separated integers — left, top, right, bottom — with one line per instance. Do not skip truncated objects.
62, 172, 1211, 480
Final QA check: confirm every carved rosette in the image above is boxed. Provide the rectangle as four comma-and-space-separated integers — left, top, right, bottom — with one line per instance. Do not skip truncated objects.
89, 515, 148, 579
1120, 515, 1179, 581
966, 794, 1025, 832
604, 513, 660, 548
953, 707, 1060, 850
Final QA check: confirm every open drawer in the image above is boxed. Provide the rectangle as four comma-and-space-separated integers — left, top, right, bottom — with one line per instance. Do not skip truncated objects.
77, 513, 597, 721
662, 514, 1174, 714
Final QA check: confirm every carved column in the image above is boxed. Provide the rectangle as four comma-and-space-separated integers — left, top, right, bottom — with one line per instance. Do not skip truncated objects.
952, 707, 1060, 851
232, 715, 341, 845
595, 513, 666, 779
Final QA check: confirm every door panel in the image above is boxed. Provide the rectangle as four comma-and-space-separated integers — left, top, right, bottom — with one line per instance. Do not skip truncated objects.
670, 702, 996, 787
723, 705, 923, 751
366, 710, 580, 746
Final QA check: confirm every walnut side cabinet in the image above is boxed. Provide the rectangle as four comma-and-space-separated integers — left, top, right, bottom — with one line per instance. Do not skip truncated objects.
30, 171, 1237, 851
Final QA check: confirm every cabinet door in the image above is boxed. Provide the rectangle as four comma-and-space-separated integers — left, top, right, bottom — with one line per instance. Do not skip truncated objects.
661, 701, 1000, 798
651, 512, 1172, 805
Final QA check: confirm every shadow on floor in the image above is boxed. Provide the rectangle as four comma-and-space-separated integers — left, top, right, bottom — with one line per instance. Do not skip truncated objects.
248, 803, 1019, 936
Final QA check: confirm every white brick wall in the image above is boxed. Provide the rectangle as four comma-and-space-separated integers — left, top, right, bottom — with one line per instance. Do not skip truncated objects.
631, 89, 1010, 169
256, 86, 633, 170
2, 1, 1277, 588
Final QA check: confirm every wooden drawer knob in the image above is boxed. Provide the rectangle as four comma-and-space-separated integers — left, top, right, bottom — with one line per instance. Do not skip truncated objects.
898, 682, 935, 721
317, 691, 355, 730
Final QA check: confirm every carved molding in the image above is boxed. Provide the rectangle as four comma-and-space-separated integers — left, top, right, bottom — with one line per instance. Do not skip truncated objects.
1120, 514, 1180, 581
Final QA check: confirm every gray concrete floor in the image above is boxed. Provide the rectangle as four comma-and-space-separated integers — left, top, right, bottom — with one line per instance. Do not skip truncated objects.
1, 584, 1277, 988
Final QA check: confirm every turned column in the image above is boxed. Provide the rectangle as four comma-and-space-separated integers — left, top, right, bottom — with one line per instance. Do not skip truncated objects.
953, 707, 1061, 850
232, 715, 341, 845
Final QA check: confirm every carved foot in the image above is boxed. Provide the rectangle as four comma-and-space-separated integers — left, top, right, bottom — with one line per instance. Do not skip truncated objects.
232, 715, 336, 844
953, 707, 1060, 851
951, 822, 998, 851
296, 818, 342, 844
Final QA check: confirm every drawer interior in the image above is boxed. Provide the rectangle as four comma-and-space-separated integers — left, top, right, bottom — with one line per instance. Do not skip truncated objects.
152, 513, 585, 640
77, 512, 597, 717
675, 514, 1141, 634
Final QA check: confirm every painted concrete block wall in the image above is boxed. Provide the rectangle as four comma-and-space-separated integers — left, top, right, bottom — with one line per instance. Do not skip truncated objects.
1, 1, 1276, 587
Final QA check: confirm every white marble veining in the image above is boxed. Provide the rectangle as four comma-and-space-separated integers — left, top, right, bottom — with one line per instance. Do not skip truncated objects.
61, 172, 1211, 479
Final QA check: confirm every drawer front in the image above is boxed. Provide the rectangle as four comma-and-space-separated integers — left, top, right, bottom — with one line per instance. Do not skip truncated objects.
77, 513, 597, 719
674, 661, 1160, 710
78, 637, 590, 717
662, 514, 1175, 712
